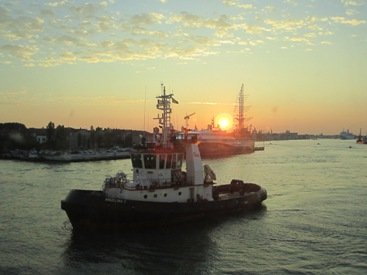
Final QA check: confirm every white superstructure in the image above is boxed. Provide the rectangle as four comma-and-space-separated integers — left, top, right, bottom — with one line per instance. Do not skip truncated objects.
103, 85, 214, 203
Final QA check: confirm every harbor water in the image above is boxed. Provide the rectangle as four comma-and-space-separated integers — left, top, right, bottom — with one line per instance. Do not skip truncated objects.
0, 139, 366, 274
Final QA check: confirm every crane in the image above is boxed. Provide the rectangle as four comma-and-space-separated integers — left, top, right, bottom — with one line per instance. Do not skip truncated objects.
184, 112, 196, 129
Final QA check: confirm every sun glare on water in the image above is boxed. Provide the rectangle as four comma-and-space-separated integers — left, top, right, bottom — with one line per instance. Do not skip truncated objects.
215, 113, 233, 131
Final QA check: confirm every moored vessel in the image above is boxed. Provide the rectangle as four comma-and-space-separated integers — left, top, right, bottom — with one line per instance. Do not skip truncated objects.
340, 129, 355, 140
356, 129, 367, 144
193, 127, 255, 158
192, 84, 255, 158
61, 85, 267, 230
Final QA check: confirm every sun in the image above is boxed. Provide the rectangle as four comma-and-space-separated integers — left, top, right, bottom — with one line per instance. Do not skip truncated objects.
218, 118, 229, 130
215, 113, 233, 131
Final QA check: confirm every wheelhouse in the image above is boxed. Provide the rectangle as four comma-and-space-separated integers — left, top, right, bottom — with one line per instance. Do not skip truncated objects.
131, 152, 183, 170
131, 152, 184, 186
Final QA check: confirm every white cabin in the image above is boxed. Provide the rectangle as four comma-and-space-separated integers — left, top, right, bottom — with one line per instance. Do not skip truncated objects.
103, 85, 214, 203
103, 142, 214, 203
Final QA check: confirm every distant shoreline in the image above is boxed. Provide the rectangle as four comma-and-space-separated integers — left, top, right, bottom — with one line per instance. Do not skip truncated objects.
0, 148, 132, 163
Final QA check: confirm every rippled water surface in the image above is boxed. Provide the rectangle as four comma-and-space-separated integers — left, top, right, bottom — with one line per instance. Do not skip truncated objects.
0, 139, 366, 274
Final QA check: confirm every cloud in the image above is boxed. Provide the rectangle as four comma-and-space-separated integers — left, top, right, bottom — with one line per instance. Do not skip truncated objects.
222, 0, 253, 10
47, 0, 69, 8
340, 0, 365, 16
1, 1, 366, 66
265, 18, 308, 32
321, 41, 332, 45
263, 14, 364, 47
340, 0, 364, 7
331, 16, 366, 26
125, 12, 165, 35
0, 7, 44, 41
287, 36, 312, 45
169, 12, 232, 36
264, 17, 325, 46
0, 44, 38, 60
237, 23, 268, 34
32, 31, 216, 66
131, 12, 164, 26
70, 3, 100, 17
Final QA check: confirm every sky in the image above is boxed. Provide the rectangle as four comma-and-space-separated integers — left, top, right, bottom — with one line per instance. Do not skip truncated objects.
0, 0, 366, 134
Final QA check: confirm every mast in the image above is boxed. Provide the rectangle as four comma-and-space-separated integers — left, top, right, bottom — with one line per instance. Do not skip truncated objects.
237, 84, 245, 130
154, 84, 179, 148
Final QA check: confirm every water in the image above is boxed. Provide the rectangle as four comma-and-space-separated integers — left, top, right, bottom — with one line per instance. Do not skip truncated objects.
0, 140, 366, 274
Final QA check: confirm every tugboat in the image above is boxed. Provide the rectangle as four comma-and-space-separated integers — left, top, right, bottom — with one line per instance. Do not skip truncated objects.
61, 86, 267, 230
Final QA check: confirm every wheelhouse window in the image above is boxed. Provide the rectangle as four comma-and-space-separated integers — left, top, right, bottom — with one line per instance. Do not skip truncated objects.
159, 154, 165, 169
166, 154, 172, 169
172, 154, 177, 168
177, 154, 183, 168
144, 154, 157, 169
131, 154, 142, 168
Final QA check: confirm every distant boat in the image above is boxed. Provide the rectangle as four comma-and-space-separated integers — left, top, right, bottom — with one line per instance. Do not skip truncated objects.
356, 129, 367, 144
189, 127, 255, 158
40, 148, 131, 162
340, 129, 355, 140
187, 84, 256, 158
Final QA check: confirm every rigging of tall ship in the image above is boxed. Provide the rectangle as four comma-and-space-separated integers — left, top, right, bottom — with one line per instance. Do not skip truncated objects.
61, 84, 267, 230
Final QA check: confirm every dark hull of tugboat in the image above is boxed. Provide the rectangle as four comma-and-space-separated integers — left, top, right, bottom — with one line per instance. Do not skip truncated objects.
61, 184, 266, 230
198, 142, 254, 158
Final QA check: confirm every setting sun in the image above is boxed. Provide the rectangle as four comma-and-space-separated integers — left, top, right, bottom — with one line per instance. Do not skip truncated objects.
215, 113, 233, 131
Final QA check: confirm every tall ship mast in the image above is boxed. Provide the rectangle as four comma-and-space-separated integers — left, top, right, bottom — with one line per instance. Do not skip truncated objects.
237, 83, 245, 130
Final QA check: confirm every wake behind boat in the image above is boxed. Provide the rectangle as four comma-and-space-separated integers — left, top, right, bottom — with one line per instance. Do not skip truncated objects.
61, 85, 267, 230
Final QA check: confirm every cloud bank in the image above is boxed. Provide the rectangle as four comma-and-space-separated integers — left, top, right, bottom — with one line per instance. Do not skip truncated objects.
0, 0, 365, 66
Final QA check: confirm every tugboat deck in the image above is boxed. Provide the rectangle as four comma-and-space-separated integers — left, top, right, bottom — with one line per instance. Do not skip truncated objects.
217, 192, 242, 200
